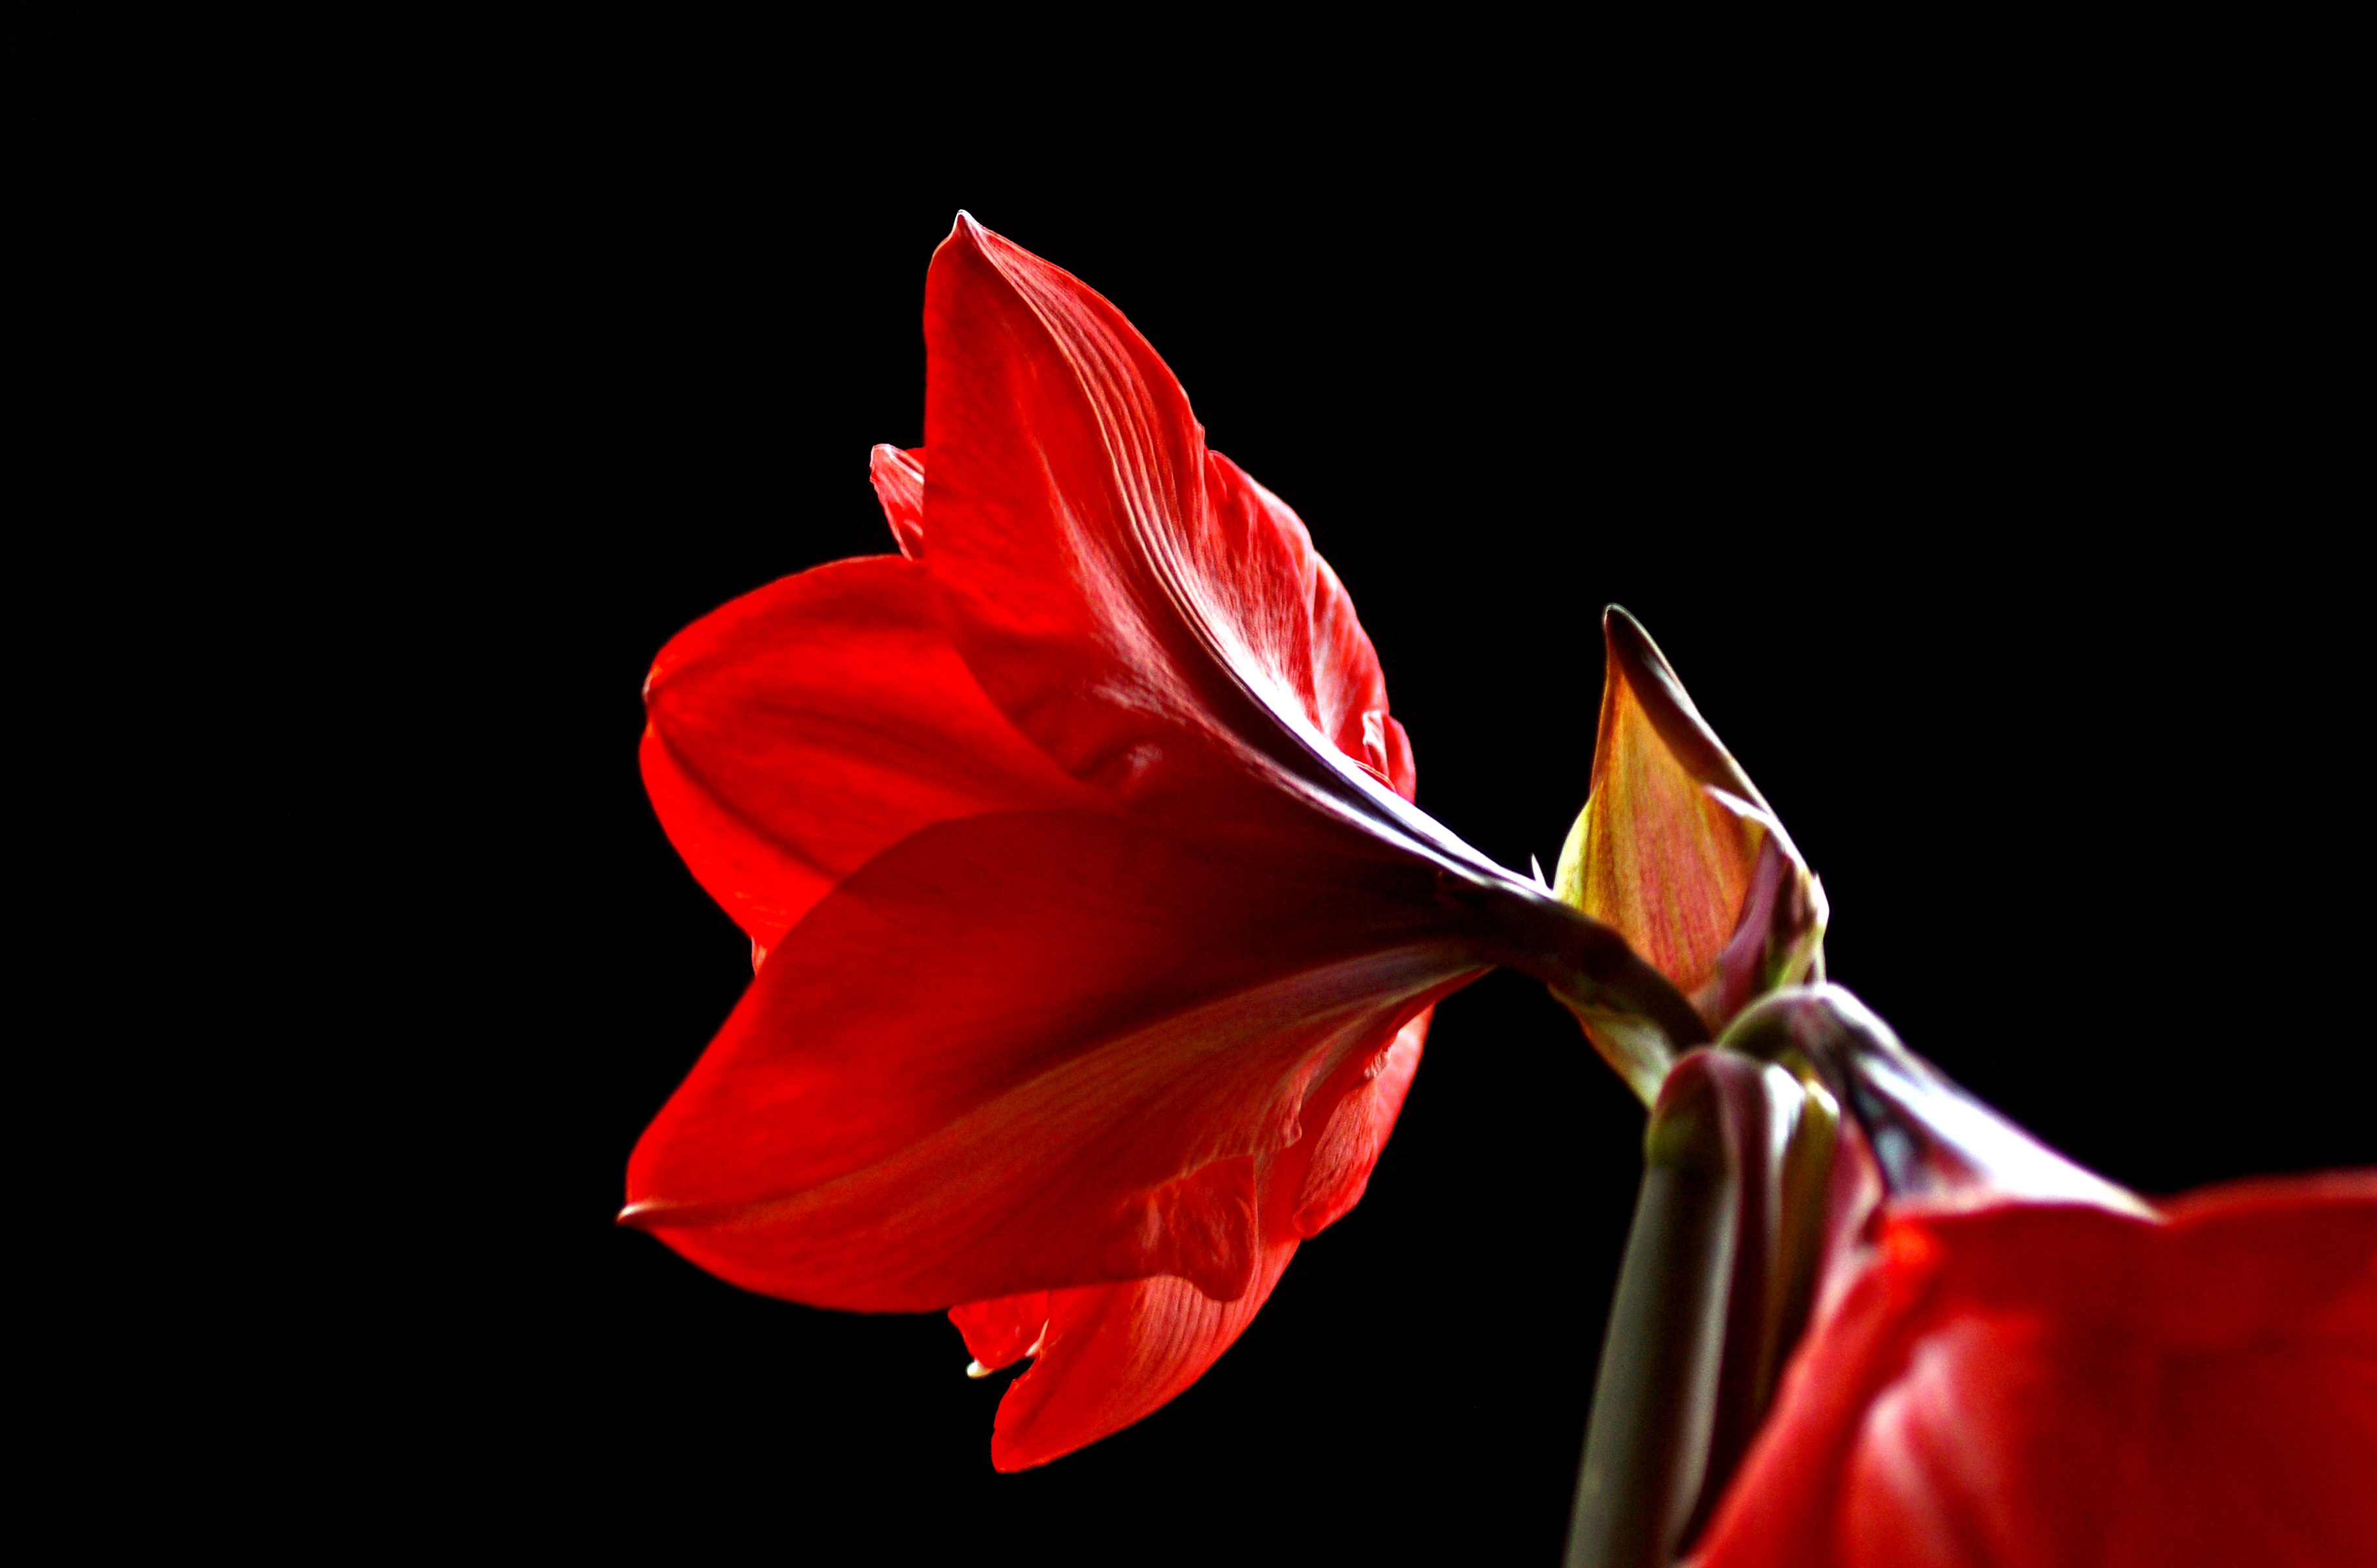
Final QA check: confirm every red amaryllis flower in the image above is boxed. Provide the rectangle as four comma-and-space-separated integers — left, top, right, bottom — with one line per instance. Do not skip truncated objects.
623, 216, 1697, 1469
1687, 1170, 2377, 1568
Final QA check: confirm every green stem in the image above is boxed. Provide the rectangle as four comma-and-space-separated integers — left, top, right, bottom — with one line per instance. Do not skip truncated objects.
1565, 1047, 1841, 1567
1566, 1056, 1741, 1568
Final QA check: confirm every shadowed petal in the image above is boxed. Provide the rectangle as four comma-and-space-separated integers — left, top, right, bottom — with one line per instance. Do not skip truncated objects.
640, 556, 1108, 951
624, 810, 1482, 1311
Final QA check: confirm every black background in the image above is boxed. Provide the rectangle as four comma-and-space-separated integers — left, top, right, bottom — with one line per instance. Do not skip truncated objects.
383, 102, 2367, 1563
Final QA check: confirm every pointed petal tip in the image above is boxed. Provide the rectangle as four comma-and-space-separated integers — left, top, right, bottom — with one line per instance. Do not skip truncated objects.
1602, 603, 1658, 664
615, 1199, 664, 1230
934, 212, 992, 269
1599, 606, 1680, 701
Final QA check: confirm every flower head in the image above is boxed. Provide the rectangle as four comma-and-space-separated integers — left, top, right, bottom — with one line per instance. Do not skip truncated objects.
625, 216, 1698, 1467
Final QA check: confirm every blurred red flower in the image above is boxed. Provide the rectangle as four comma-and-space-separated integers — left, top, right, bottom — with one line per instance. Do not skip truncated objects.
622, 216, 1690, 1468
1688, 1171, 2377, 1568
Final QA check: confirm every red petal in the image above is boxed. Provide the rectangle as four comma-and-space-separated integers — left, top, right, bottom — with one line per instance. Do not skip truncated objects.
949, 1290, 1049, 1373
1292, 1005, 1430, 1237
984, 1004, 1443, 1469
1207, 451, 1408, 801
1360, 710, 1417, 803
1688, 1175, 2377, 1568
868, 443, 926, 560
623, 809, 1481, 1312
988, 1260, 1298, 1473
917, 216, 1446, 859
639, 555, 1106, 950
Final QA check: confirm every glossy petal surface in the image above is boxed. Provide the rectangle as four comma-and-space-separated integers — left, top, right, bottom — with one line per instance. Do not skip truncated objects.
1687, 1174, 2377, 1568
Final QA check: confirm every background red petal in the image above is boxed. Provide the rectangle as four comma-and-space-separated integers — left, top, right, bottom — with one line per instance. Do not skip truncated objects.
1688, 1179, 2377, 1568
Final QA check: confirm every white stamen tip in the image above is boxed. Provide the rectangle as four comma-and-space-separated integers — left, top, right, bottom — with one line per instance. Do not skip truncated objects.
965, 1360, 994, 1379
